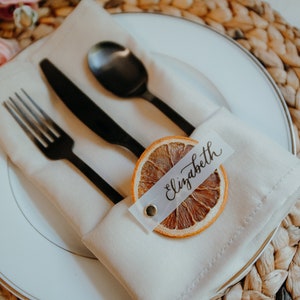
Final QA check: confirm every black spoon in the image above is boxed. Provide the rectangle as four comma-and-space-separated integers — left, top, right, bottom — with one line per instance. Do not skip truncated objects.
87, 41, 195, 135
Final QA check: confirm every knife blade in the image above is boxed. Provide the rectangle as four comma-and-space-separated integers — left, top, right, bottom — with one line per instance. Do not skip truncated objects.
39, 58, 145, 158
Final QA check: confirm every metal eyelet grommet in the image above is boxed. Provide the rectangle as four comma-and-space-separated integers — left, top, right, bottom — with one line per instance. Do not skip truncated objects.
145, 204, 157, 217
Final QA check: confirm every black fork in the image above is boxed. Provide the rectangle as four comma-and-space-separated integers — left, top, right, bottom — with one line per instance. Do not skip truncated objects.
3, 89, 123, 204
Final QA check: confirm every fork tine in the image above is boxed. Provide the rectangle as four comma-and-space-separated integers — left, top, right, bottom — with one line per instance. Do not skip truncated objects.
4, 90, 60, 149
20, 88, 51, 122
20, 89, 63, 136
16, 90, 57, 140
8, 95, 46, 140
15, 91, 40, 124
3, 99, 45, 148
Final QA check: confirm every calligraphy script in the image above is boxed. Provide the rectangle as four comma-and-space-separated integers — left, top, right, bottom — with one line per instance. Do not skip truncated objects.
164, 141, 222, 201
129, 131, 234, 232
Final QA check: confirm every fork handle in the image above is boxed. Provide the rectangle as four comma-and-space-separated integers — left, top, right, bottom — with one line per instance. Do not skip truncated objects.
67, 152, 124, 204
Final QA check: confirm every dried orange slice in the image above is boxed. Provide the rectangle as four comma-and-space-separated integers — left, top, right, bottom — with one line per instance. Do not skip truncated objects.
131, 136, 228, 238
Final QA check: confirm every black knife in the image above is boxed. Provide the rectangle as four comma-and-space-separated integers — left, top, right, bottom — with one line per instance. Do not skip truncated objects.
39, 58, 145, 158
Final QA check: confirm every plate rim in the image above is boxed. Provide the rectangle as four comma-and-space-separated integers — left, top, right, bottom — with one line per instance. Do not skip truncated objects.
0, 11, 296, 300
115, 11, 296, 155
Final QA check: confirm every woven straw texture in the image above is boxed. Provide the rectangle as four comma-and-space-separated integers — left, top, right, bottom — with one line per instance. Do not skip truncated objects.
1, 0, 300, 299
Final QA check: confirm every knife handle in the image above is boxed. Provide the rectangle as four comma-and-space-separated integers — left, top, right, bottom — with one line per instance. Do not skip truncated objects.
68, 152, 124, 204
114, 134, 145, 157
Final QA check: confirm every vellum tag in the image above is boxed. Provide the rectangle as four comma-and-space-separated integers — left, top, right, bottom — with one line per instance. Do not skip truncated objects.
129, 131, 234, 232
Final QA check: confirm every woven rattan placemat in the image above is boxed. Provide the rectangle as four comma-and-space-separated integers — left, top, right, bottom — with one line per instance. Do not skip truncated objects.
1, 0, 300, 299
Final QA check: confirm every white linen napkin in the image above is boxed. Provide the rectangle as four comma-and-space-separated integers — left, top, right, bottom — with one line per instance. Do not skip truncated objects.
0, 0, 299, 299
0, 0, 218, 238
83, 107, 300, 299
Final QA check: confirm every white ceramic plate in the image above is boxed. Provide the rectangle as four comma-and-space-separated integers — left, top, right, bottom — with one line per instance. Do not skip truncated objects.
0, 13, 295, 299
264, 0, 300, 28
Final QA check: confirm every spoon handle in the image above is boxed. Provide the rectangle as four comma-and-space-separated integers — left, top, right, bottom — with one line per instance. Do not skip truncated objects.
142, 90, 195, 136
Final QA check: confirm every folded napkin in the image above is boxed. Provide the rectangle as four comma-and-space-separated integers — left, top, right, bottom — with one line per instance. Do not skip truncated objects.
83, 106, 300, 299
0, 0, 300, 299
0, 0, 218, 237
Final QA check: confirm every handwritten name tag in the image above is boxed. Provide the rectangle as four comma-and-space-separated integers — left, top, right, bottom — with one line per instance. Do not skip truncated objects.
129, 131, 234, 232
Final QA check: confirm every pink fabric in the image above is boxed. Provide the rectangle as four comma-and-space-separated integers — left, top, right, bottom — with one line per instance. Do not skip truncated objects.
0, 38, 20, 65
0, 0, 38, 5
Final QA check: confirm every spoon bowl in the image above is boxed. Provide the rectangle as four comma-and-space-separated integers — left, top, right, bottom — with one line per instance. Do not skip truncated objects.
88, 41, 148, 97
87, 41, 195, 135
